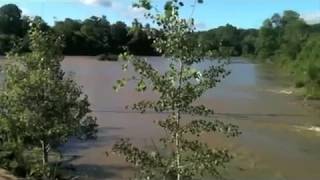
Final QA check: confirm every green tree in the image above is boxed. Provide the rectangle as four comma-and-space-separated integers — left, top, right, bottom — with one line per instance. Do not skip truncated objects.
0, 4, 22, 35
0, 34, 16, 54
296, 34, 320, 97
54, 18, 85, 55
112, 0, 239, 179
255, 19, 279, 59
198, 24, 242, 56
110, 21, 129, 53
0, 4, 26, 55
239, 29, 258, 55
80, 16, 111, 55
271, 13, 282, 28
197, 29, 220, 52
0, 23, 97, 175
127, 19, 156, 55
281, 10, 300, 26
214, 24, 241, 55
279, 11, 308, 60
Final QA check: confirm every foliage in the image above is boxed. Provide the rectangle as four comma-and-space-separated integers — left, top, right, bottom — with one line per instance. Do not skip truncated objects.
294, 34, 320, 98
0, 4, 28, 55
0, 34, 16, 54
255, 19, 280, 59
0, 142, 29, 177
197, 24, 258, 56
0, 3, 158, 56
0, 4, 23, 35
254, 10, 320, 98
0, 22, 98, 178
80, 16, 111, 55
53, 15, 157, 56
112, 0, 240, 179
127, 19, 157, 56
110, 21, 129, 54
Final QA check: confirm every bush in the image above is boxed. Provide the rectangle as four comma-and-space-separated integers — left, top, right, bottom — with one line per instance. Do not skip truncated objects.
97, 54, 118, 61
0, 143, 28, 177
295, 81, 305, 88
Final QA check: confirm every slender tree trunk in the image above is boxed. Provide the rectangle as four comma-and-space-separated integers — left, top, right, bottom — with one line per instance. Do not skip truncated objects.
175, 60, 184, 180
175, 112, 181, 180
41, 140, 48, 166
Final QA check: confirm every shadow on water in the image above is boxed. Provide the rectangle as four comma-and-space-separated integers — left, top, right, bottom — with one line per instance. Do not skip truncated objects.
60, 126, 123, 155
61, 155, 133, 180
59, 126, 130, 179
71, 164, 133, 180
92, 109, 306, 120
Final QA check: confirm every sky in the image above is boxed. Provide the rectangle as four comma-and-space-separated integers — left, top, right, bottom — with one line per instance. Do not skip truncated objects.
0, 0, 320, 30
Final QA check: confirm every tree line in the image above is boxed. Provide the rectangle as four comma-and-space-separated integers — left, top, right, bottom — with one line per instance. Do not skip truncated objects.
0, 4, 157, 56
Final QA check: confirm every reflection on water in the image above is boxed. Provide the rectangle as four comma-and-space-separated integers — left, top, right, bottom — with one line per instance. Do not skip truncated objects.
1, 56, 320, 179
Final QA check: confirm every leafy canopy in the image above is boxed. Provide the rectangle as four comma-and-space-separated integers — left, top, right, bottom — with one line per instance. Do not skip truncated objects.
0, 22, 97, 177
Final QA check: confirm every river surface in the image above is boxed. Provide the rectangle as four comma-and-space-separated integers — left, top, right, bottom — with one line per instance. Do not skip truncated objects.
1, 56, 320, 180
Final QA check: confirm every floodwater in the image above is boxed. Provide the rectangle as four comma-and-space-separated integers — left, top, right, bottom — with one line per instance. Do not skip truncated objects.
1, 56, 320, 180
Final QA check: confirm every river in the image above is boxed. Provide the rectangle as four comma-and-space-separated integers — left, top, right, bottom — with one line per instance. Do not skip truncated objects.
2, 56, 320, 180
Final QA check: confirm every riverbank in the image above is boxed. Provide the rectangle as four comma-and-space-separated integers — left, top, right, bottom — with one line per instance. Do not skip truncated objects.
0, 169, 17, 180
246, 55, 320, 109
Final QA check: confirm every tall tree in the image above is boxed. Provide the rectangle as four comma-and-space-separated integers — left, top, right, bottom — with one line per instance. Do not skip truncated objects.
112, 0, 239, 179
240, 29, 258, 55
255, 19, 279, 59
0, 23, 97, 176
279, 11, 308, 60
281, 10, 300, 26
127, 19, 156, 55
0, 4, 26, 54
0, 4, 22, 35
80, 16, 111, 55
110, 21, 129, 53
54, 18, 84, 54
214, 24, 241, 55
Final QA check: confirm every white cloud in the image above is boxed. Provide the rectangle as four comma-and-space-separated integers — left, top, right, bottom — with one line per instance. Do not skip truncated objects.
302, 11, 320, 25
20, 7, 33, 16
195, 22, 207, 30
79, 0, 112, 7
79, 0, 147, 22
124, 6, 147, 19
111, 2, 147, 21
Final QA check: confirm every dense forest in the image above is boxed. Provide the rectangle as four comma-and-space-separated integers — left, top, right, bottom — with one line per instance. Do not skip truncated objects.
0, 3, 319, 97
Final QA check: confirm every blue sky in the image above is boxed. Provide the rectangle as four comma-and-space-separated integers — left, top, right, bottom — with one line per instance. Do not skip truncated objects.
0, 0, 320, 30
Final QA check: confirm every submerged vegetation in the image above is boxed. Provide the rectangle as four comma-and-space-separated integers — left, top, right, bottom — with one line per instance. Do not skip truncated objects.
112, 0, 240, 179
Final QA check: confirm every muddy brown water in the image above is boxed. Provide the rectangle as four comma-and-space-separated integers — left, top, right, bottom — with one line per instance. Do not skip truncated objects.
1, 56, 320, 180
